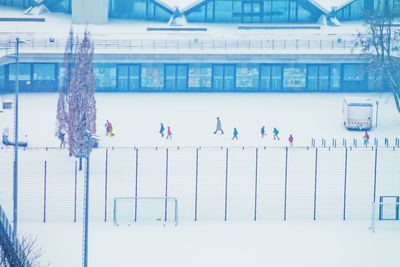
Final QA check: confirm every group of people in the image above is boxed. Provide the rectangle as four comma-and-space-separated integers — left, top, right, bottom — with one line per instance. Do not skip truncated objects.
214, 117, 294, 145
159, 123, 173, 139
98, 117, 369, 147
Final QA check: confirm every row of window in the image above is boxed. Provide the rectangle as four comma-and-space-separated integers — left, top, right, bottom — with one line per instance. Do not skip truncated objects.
0, 63, 385, 93
1, 0, 399, 22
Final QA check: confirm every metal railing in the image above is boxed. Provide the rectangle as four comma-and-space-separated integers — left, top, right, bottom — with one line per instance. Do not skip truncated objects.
0, 203, 31, 267
0, 37, 359, 54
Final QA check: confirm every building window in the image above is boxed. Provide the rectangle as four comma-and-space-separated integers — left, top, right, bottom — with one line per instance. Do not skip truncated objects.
330, 64, 341, 91
271, 65, 283, 91
141, 63, 164, 89
94, 64, 117, 91
33, 64, 56, 81
8, 63, 31, 81
236, 64, 259, 89
188, 64, 212, 89
283, 64, 306, 89
343, 64, 365, 81
260, 64, 271, 91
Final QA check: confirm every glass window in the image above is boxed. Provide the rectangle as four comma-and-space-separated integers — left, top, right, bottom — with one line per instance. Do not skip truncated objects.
176, 65, 188, 91
283, 65, 306, 89
46, 0, 71, 13
271, 65, 282, 91
318, 65, 330, 91
215, 0, 234, 22
307, 65, 318, 91
33, 64, 56, 81
165, 65, 176, 91
0, 66, 4, 93
128, 65, 140, 91
8, 64, 31, 81
260, 65, 271, 91
213, 65, 224, 90
343, 64, 365, 81
110, 0, 146, 19
141, 64, 164, 89
94, 64, 117, 91
117, 65, 128, 91
236, 64, 259, 89
224, 65, 235, 90
330, 64, 341, 91
188, 64, 212, 89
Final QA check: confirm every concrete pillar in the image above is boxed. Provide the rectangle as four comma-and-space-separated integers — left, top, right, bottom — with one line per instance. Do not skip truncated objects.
72, 0, 108, 25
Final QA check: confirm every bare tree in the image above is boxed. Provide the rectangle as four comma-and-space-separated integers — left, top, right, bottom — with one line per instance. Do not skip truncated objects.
0, 235, 49, 267
356, 4, 400, 113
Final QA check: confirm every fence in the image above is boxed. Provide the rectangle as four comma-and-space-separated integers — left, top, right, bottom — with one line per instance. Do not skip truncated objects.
0, 203, 31, 267
0, 146, 399, 223
0, 37, 359, 54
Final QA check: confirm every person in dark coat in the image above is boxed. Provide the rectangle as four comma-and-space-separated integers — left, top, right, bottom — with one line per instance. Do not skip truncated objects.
58, 130, 66, 148
214, 117, 224, 134
166, 126, 172, 139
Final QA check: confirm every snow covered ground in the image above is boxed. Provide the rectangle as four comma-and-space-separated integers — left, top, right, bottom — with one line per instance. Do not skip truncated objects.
1, 93, 399, 266
19, 221, 400, 267
0, 92, 399, 148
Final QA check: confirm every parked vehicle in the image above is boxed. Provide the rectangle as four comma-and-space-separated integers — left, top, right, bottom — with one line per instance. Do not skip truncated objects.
343, 98, 373, 130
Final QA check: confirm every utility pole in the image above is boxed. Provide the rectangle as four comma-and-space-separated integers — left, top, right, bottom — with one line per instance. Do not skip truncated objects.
13, 37, 20, 234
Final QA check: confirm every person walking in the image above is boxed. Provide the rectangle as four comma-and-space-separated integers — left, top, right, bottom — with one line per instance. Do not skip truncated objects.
363, 131, 370, 146
232, 127, 238, 140
58, 130, 66, 148
214, 117, 224, 134
288, 134, 294, 146
260, 126, 266, 138
166, 126, 172, 139
108, 121, 114, 137
105, 120, 110, 136
159, 123, 165, 138
273, 127, 280, 141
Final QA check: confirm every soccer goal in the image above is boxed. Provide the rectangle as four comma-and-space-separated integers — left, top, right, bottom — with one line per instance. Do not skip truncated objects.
113, 197, 178, 226
369, 196, 400, 233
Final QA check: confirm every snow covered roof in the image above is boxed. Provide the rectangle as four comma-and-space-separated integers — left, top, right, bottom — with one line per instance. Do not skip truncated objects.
157, 0, 201, 11
308, 0, 356, 13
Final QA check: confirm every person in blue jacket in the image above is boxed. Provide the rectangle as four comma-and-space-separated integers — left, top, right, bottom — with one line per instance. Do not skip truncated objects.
232, 127, 238, 140
273, 127, 280, 141
159, 123, 165, 138
260, 126, 266, 138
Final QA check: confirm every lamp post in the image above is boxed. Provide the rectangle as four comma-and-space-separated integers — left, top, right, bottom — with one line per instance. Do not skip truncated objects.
13, 37, 24, 234
375, 100, 379, 128
80, 131, 92, 267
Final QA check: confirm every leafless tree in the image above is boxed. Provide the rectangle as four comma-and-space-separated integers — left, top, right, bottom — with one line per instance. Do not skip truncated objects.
356, 4, 400, 113
0, 234, 49, 267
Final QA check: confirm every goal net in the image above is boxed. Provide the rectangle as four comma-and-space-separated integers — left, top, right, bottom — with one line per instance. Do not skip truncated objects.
369, 196, 399, 233
113, 197, 178, 226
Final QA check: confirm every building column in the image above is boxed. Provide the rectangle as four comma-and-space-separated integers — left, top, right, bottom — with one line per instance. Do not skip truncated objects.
72, 0, 109, 25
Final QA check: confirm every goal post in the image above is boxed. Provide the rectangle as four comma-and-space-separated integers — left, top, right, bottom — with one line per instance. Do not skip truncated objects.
113, 197, 178, 226
369, 196, 399, 233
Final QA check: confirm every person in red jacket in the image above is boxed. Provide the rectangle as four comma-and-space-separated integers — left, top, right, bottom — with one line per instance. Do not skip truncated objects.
363, 131, 370, 146
288, 134, 294, 146
166, 126, 172, 139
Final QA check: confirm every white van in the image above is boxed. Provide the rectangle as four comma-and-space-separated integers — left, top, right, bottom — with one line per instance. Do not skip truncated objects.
343, 98, 373, 130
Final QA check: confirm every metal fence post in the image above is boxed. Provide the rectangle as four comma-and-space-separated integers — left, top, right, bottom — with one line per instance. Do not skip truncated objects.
104, 149, 108, 222
134, 148, 139, 222
343, 147, 348, 220
43, 161, 47, 223
194, 148, 199, 221
224, 148, 229, 221
373, 147, 378, 203
254, 148, 259, 221
313, 148, 318, 220
164, 149, 169, 222
284, 147, 288, 221
74, 160, 77, 222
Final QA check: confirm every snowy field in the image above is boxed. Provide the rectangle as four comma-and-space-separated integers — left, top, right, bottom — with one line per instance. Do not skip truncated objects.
0, 92, 399, 148
19, 221, 400, 267
0, 92, 399, 267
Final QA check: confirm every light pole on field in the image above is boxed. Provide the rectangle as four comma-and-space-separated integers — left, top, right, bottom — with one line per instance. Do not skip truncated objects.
12, 37, 26, 234
375, 100, 379, 128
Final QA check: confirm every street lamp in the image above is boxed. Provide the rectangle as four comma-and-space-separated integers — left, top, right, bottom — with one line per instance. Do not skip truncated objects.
76, 131, 92, 267
12, 37, 27, 234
